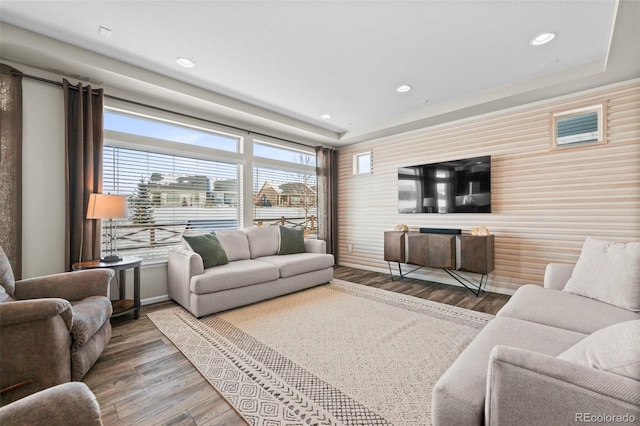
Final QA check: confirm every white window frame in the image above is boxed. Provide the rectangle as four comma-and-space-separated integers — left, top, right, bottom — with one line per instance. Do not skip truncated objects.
353, 151, 372, 175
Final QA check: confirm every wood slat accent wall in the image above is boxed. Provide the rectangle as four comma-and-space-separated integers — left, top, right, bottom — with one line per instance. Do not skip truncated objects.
337, 81, 640, 294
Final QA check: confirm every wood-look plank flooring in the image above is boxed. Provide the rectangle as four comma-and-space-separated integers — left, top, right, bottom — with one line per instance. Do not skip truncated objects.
83, 265, 510, 425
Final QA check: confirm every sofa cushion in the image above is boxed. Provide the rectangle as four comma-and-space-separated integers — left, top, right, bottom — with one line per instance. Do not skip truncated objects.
496, 284, 640, 334
70, 296, 113, 348
278, 226, 305, 255
182, 232, 229, 269
215, 230, 251, 261
432, 317, 586, 426
190, 259, 280, 294
563, 237, 640, 312
245, 226, 280, 259
257, 253, 335, 278
558, 320, 640, 381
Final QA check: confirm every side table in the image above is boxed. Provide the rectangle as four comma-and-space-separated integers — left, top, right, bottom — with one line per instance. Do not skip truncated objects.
72, 257, 142, 319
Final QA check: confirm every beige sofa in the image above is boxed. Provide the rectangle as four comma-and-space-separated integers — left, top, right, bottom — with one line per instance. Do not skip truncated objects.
168, 226, 334, 317
432, 238, 640, 425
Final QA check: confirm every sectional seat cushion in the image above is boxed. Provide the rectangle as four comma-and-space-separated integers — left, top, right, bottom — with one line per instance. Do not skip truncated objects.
215, 230, 251, 261
497, 284, 640, 335
245, 226, 280, 259
563, 237, 640, 312
432, 317, 586, 426
190, 259, 280, 294
558, 320, 640, 381
257, 253, 335, 278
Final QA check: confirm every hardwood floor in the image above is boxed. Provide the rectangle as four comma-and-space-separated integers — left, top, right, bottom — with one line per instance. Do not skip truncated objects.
83, 265, 510, 425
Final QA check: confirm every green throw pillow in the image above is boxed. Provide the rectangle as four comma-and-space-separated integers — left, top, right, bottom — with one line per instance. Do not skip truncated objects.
182, 231, 229, 269
278, 226, 305, 255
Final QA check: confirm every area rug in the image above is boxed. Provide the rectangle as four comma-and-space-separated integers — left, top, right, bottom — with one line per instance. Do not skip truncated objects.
147, 279, 493, 425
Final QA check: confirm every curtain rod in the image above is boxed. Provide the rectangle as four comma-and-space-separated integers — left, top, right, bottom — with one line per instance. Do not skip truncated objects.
13, 70, 315, 149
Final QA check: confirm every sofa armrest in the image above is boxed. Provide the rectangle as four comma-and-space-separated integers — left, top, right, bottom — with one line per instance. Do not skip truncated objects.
0, 382, 103, 425
167, 249, 204, 310
14, 269, 114, 301
304, 239, 326, 254
543, 263, 575, 290
486, 345, 640, 426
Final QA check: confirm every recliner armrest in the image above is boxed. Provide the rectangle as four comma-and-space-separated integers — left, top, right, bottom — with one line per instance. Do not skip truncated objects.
485, 345, 640, 426
0, 382, 103, 425
543, 263, 575, 290
15, 269, 114, 301
0, 299, 72, 330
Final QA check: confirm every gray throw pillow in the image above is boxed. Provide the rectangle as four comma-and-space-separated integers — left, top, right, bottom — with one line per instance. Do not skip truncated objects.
278, 226, 305, 255
182, 231, 229, 269
563, 237, 640, 312
558, 320, 640, 381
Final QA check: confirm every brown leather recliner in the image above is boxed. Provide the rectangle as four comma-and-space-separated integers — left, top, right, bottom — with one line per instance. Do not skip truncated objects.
0, 246, 114, 405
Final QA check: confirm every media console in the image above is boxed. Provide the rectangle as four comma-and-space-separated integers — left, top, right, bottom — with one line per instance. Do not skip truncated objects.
383, 231, 494, 296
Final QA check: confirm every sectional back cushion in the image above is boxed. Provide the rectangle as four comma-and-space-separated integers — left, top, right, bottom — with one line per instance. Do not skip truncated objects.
181, 232, 229, 269
563, 237, 640, 312
215, 230, 251, 261
245, 226, 280, 259
278, 226, 305, 255
558, 320, 640, 381
0, 246, 16, 302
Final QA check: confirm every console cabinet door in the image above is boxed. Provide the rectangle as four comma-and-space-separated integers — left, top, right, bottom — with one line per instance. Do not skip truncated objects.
407, 233, 429, 266
384, 231, 406, 263
456, 235, 495, 274
427, 234, 456, 269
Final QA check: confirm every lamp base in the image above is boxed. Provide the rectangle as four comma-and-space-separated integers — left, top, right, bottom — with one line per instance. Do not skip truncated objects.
100, 255, 122, 263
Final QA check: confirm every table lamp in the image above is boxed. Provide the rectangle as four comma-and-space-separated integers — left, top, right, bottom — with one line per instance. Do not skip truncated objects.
87, 193, 128, 262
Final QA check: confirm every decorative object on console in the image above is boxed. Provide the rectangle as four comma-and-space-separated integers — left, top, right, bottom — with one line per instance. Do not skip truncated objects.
470, 225, 490, 236
395, 224, 409, 232
86, 193, 128, 262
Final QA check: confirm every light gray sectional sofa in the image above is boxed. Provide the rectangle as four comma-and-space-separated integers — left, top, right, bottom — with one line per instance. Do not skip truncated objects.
168, 226, 334, 317
432, 237, 640, 426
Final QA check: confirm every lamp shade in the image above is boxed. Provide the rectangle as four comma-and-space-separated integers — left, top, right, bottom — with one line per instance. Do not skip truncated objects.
86, 194, 128, 219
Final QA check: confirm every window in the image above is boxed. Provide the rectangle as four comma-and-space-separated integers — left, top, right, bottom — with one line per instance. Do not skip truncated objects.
253, 140, 317, 237
353, 151, 372, 174
551, 104, 606, 149
103, 108, 241, 261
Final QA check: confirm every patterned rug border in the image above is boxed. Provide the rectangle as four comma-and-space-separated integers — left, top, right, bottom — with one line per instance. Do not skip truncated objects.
148, 279, 493, 425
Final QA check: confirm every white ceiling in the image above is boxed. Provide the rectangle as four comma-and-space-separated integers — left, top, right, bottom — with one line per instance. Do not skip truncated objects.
1, 1, 639, 147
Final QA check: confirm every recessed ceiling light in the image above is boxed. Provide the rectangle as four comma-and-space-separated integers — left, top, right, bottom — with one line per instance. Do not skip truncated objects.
530, 32, 556, 46
176, 57, 195, 68
320, 114, 332, 120
396, 85, 412, 93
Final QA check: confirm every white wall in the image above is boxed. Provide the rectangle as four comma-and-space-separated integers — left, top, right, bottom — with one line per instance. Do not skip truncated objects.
22, 78, 65, 277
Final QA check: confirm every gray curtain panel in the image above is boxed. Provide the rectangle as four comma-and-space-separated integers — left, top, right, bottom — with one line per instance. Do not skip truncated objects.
63, 79, 104, 269
0, 64, 23, 279
315, 146, 337, 255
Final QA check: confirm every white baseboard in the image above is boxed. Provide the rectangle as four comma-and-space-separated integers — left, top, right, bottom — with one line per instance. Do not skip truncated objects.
141, 294, 171, 306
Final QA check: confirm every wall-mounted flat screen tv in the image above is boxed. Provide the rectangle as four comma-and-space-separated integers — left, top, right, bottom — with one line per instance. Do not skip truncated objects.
398, 155, 491, 213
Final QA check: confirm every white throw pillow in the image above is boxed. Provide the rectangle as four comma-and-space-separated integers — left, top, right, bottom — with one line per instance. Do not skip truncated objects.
563, 237, 640, 312
558, 320, 640, 381
215, 230, 251, 261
